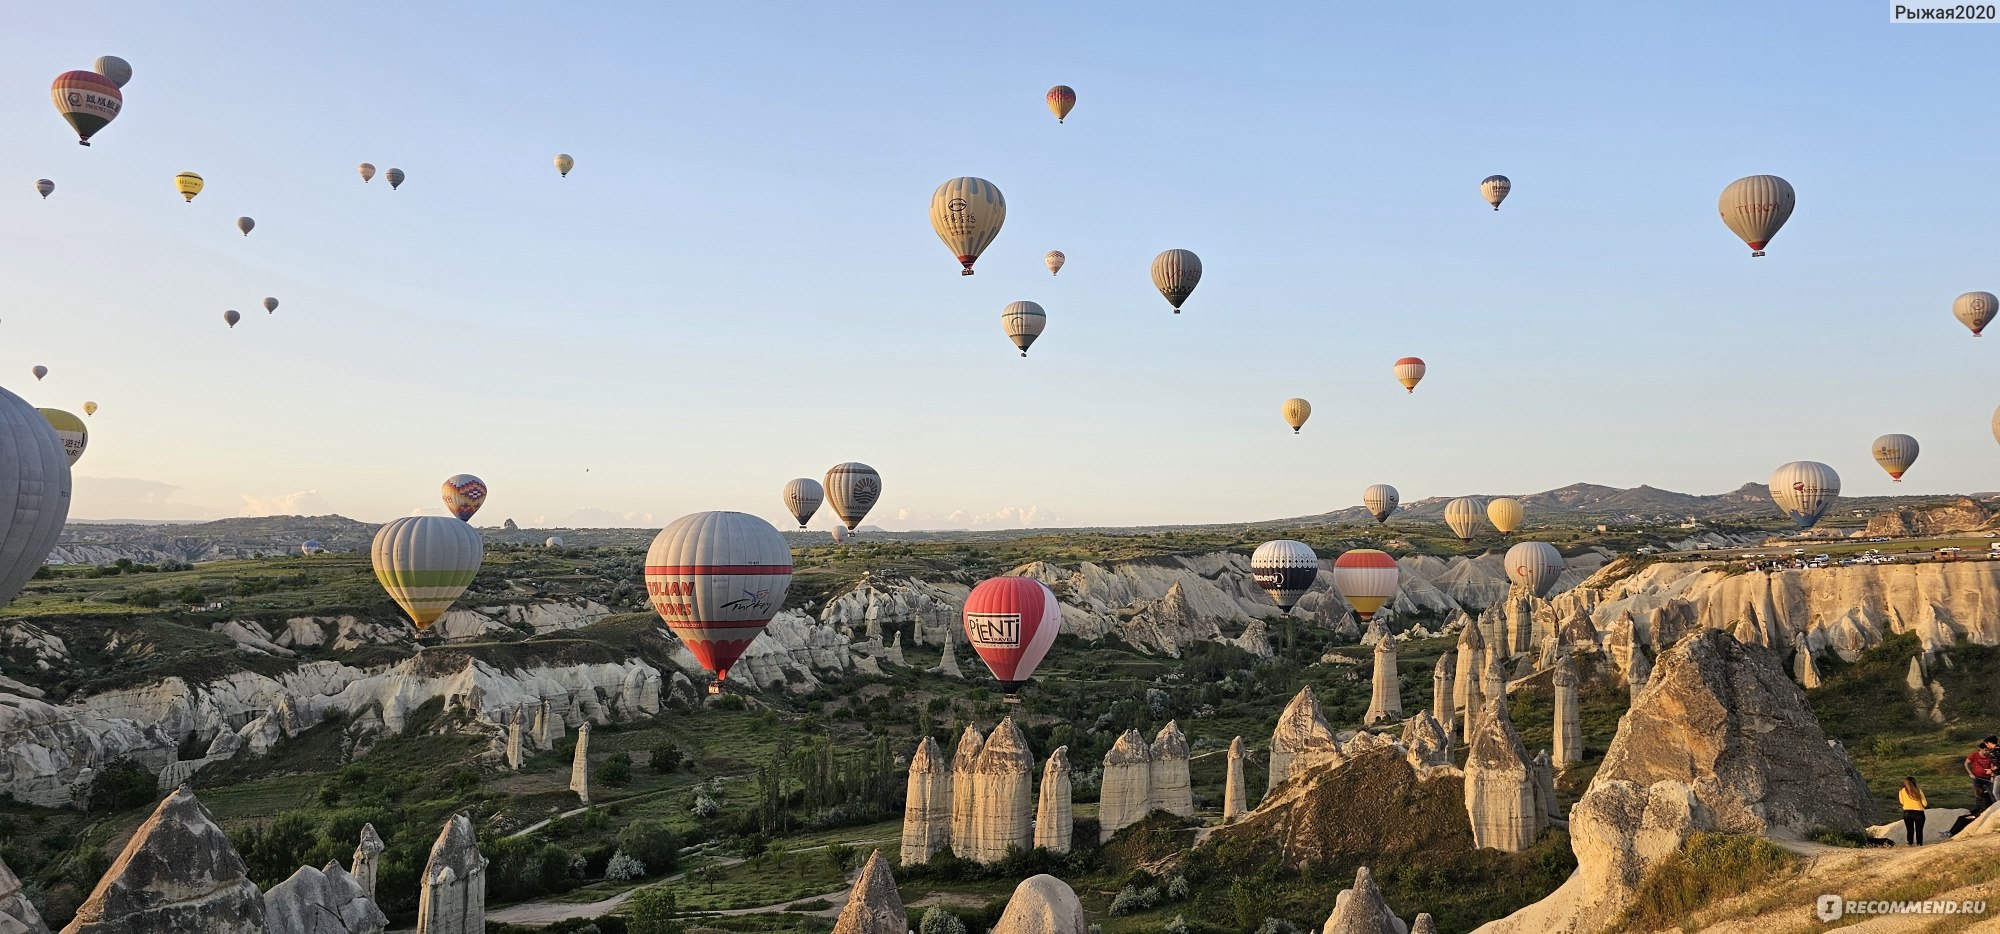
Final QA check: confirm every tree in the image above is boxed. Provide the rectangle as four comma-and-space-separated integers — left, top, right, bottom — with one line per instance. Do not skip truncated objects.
626, 886, 682, 934
82, 760, 157, 812
921, 907, 968, 934
600, 752, 634, 787
616, 819, 680, 874
605, 851, 646, 882
650, 744, 683, 773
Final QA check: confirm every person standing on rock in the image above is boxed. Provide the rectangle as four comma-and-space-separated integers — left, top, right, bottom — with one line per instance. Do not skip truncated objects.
1899, 777, 1928, 845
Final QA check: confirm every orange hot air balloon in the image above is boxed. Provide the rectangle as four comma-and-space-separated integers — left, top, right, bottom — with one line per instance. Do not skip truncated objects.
52, 71, 122, 146
1045, 85, 1076, 123
1394, 357, 1426, 393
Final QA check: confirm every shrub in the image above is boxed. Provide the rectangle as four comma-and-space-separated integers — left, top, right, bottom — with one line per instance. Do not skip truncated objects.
1868, 736, 1907, 758
82, 760, 156, 813
920, 907, 968, 934
1166, 874, 1190, 901
1620, 832, 1799, 931
1110, 884, 1162, 916
616, 820, 680, 874
651, 744, 683, 773
605, 851, 646, 882
691, 793, 720, 819
599, 753, 634, 787
1808, 827, 1870, 848
1164, 916, 1188, 934
626, 886, 681, 934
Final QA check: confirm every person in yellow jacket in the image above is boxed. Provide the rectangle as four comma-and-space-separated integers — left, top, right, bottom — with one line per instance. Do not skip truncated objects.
1900, 776, 1929, 845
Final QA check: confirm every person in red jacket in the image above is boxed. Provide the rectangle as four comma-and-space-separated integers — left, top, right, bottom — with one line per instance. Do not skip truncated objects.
1946, 737, 1996, 838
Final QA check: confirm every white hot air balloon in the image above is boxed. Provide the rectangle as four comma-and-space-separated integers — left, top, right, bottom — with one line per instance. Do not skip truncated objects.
1444, 497, 1486, 543
782, 478, 824, 529
1151, 249, 1202, 314
831, 525, 850, 545
645, 511, 793, 690
1331, 549, 1400, 623
929, 177, 1005, 275
1487, 497, 1524, 535
1768, 461, 1840, 529
1504, 541, 1563, 598
1954, 292, 1996, 337
0, 385, 72, 609
1001, 301, 1046, 356
1718, 175, 1795, 257
1362, 484, 1399, 524
824, 462, 881, 533
1045, 250, 1065, 276
1250, 539, 1318, 612
370, 516, 484, 630
1870, 434, 1918, 482
1480, 175, 1511, 211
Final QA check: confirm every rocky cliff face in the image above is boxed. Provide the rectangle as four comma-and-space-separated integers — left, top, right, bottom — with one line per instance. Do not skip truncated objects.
62, 786, 264, 934
1864, 498, 1994, 537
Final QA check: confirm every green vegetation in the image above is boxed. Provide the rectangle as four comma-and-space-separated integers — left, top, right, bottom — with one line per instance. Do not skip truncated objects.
1617, 833, 1800, 932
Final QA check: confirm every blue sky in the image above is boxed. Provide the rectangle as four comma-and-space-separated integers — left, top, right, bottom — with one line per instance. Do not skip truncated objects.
3, 2, 1995, 529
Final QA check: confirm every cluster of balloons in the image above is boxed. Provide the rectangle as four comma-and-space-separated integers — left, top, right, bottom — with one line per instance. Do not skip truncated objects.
780, 463, 880, 541
367, 474, 491, 633
50, 57, 129, 146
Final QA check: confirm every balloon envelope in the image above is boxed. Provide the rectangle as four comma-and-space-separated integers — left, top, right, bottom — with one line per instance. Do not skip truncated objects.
824, 462, 881, 532
1045, 250, 1065, 276
645, 511, 793, 684
554, 153, 574, 176
35, 409, 86, 466
1045, 85, 1076, 123
1954, 292, 1996, 337
1871, 434, 1918, 481
236, 217, 255, 236
31, 367, 46, 381
1505, 541, 1563, 598
1251, 539, 1318, 612
1002, 301, 1046, 356
1718, 175, 1795, 257
263, 297, 279, 314
1394, 357, 1426, 392
831, 525, 849, 544
929, 177, 1005, 275
1768, 461, 1839, 529
223, 310, 240, 328
1332, 549, 1399, 622
0, 386, 72, 609
441, 474, 488, 521
93, 56, 132, 89
1487, 497, 1524, 534
963, 576, 1062, 692
782, 478, 824, 529
1444, 497, 1485, 543
174, 172, 203, 202
1281, 398, 1311, 433
52, 71, 122, 146
371, 516, 483, 629
386, 168, 405, 189
358, 163, 376, 183
82, 401, 97, 417
35, 180, 53, 199
1480, 175, 1511, 210
1151, 249, 1202, 313
1362, 484, 1400, 523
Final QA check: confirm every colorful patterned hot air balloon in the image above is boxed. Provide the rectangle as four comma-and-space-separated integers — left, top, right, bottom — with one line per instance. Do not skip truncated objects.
1002, 301, 1046, 357
52, 71, 122, 146
93, 56, 132, 89
1331, 549, 1399, 622
223, 309, 241, 328
824, 462, 881, 532
35, 180, 53, 199
236, 216, 255, 237
782, 478, 824, 529
1281, 398, 1311, 434
1045, 85, 1076, 123
263, 297, 279, 314
174, 172, 203, 203
1505, 541, 1563, 598
1718, 175, 1795, 257
1394, 357, 1426, 393
31, 367, 46, 382
1250, 539, 1318, 612
554, 153, 574, 177
1954, 292, 1996, 337
82, 401, 97, 417
1768, 461, 1839, 529
358, 163, 376, 183
1871, 434, 1919, 482
930, 177, 1005, 275
1444, 497, 1485, 543
386, 168, 405, 190
371, 516, 483, 630
1045, 250, 1065, 276
963, 575, 1062, 698
645, 511, 793, 689
0, 385, 72, 610
1487, 497, 1524, 535
831, 525, 850, 544
1363, 484, 1399, 523
1480, 175, 1511, 211
1152, 249, 1202, 314
441, 474, 488, 522
35, 409, 86, 466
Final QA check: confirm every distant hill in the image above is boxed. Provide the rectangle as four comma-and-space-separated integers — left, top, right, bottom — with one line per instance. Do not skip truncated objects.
1273, 481, 1986, 528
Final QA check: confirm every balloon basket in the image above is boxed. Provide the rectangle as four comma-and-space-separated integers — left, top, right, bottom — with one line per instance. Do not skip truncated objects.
1003, 694, 1022, 706
707, 682, 723, 696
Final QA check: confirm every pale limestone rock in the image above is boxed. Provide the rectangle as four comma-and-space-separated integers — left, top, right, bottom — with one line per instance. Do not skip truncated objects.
569, 722, 590, 805
948, 725, 985, 858
1269, 686, 1341, 792
933, 629, 963, 678
0, 852, 48, 934
1962, 803, 2000, 836
1791, 633, 1822, 689
1464, 698, 1538, 853
1906, 655, 1926, 691
1360, 618, 1391, 647
1479, 648, 1507, 718
1504, 588, 1534, 656
531, 697, 562, 751
1223, 736, 1247, 823
262, 862, 387, 934
1034, 746, 1073, 854
830, 850, 904, 934
965, 717, 1033, 863
1411, 914, 1436, 934
1363, 636, 1403, 726
1233, 619, 1275, 659
1431, 653, 1455, 737
505, 706, 522, 771
415, 814, 485, 934
1400, 710, 1450, 769
1553, 662, 1582, 771
62, 785, 264, 934
1323, 866, 1407, 934
351, 824, 383, 901
1626, 645, 1652, 700
992, 874, 1087, 934
886, 632, 906, 667
1532, 750, 1559, 822
1453, 624, 1485, 744
1148, 721, 1193, 817
899, 736, 950, 865
1098, 729, 1153, 841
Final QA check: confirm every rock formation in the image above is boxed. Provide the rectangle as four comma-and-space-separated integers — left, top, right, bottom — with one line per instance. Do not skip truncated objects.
1034, 746, 1072, 853
1626, 642, 1652, 699
1323, 866, 1406, 934
1207, 744, 1470, 869
1453, 623, 1485, 743
1431, 652, 1454, 736
531, 697, 561, 750
992, 874, 1088, 934
569, 722, 591, 805
1479, 648, 1507, 719
1464, 698, 1539, 853
1532, 750, 1559, 823
1553, 661, 1582, 770
1233, 619, 1276, 658
830, 850, 905, 934
899, 736, 950, 865
947, 725, 986, 858
932, 628, 963, 678
1504, 589, 1534, 656
1410, 915, 1436, 934
62, 785, 265, 934
1148, 721, 1193, 816
965, 717, 1033, 863
1223, 736, 1248, 822
505, 706, 523, 770
1098, 729, 1154, 840
0, 853, 47, 934
1400, 710, 1450, 769
415, 814, 486, 934
351, 824, 383, 902
1791, 633, 1822, 689
1363, 636, 1403, 726
1269, 686, 1341, 792
263, 862, 387, 934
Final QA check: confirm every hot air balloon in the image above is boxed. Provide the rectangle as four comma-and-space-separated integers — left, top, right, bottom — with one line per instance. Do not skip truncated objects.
263, 297, 279, 314
1002, 301, 1046, 357
223, 309, 241, 328
236, 217, 255, 237
1444, 497, 1485, 543
51, 71, 121, 146
441, 474, 488, 522
1045, 85, 1076, 123
554, 153, 574, 177
93, 56, 132, 89
930, 177, 1005, 275
1954, 292, 1996, 337
831, 525, 850, 545
1768, 461, 1840, 529
1250, 540, 1318, 612
0, 385, 72, 609
82, 401, 97, 417
358, 163, 376, 183
35, 180, 53, 199
1993, 405, 2000, 448
35, 409, 86, 466
1394, 357, 1426, 393
1718, 175, 1795, 257
645, 510, 793, 690
31, 367, 46, 382
546, 536, 565, 548
1045, 250, 1065, 276
371, 516, 483, 630
1487, 497, 1524, 535
1480, 175, 1511, 211
1281, 398, 1311, 434
174, 172, 203, 203
1362, 484, 1399, 523
964, 575, 1062, 700
824, 462, 881, 533
1331, 549, 1400, 622
1871, 434, 1919, 482
782, 478, 824, 529
302, 539, 324, 555
386, 168, 405, 190
1505, 541, 1563, 598
1151, 249, 1202, 314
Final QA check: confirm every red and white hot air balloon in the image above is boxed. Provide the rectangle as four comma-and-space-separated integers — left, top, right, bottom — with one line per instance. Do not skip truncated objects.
963, 576, 1062, 702
1331, 549, 1400, 623
646, 511, 794, 692
1394, 357, 1426, 393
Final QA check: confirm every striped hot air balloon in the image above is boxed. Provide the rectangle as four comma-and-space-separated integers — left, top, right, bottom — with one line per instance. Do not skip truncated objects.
1394, 357, 1426, 393
930, 177, 1005, 275
1871, 434, 1919, 482
1332, 549, 1400, 622
781, 478, 824, 529
1251, 540, 1318, 612
1045, 250, 1065, 276
1152, 249, 1202, 314
358, 163, 376, 183
0, 385, 72, 610
1718, 175, 1795, 257
441, 474, 488, 522
35, 180, 53, 199
1045, 85, 1076, 123
1362, 484, 1399, 523
1280, 398, 1311, 434
35, 409, 86, 466
1002, 301, 1046, 357
174, 172, 204, 203
386, 168, 405, 190
371, 516, 483, 630
1768, 461, 1839, 529
645, 511, 793, 689
93, 56, 132, 89
1480, 175, 1511, 210
963, 575, 1062, 700
51, 70, 122, 146
1505, 541, 1563, 598
824, 462, 881, 533
1954, 292, 1996, 337
1487, 497, 1524, 535
1444, 497, 1485, 543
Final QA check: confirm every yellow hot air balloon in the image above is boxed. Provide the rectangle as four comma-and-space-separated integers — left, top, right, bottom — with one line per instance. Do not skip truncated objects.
371, 516, 483, 629
1281, 398, 1311, 434
36, 409, 86, 466
82, 401, 97, 417
1393, 357, 1426, 393
174, 172, 204, 203
930, 177, 1005, 275
1487, 497, 1524, 535
554, 153, 574, 177
1718, 175, 1795, 257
